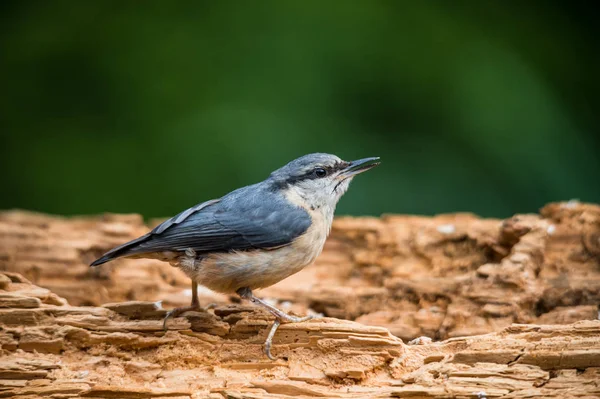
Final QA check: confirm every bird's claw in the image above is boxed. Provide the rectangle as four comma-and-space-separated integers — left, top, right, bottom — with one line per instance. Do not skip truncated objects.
285, 314, 315, 323
263, 314, 318, 360
264, 319, 281, 360
162, 304, 204, 331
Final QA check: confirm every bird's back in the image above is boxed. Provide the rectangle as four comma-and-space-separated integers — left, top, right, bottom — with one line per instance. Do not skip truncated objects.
91, 181, 312, 266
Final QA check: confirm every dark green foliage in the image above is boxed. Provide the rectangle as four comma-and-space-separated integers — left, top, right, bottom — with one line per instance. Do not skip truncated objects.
1, 1, 598, 218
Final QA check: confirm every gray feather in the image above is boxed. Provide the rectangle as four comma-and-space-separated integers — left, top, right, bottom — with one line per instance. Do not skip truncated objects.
152, 199, 220, 234
91, 181, 311, 266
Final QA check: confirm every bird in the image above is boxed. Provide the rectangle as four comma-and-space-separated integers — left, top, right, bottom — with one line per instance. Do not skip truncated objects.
91, 153, 380, 359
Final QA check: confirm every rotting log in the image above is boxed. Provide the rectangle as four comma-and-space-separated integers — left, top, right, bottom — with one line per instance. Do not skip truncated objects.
1, 202, 600, 397
0, 272, 599, 398
1, 202, 599, 341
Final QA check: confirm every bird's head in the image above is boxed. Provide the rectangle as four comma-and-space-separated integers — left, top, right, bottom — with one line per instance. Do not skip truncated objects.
269, 153, 380, 212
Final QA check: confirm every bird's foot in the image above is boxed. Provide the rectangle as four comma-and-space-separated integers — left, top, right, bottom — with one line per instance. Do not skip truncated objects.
162, 303, 206, 330
236, 287, 319, 360
263, 313, 317, 360
263, 304, 315, 324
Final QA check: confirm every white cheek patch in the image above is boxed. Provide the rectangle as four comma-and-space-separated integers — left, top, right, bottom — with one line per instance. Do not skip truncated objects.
289, 174, 353, 213
334, 178, 352, 196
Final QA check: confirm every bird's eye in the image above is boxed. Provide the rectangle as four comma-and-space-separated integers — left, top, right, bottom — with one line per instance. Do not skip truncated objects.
314, 168, 327, 178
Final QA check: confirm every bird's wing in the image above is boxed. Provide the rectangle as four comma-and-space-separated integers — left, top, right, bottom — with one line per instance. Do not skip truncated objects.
140, 185, 311, 253
91, 184, 311, 266
151, 199, 221, 234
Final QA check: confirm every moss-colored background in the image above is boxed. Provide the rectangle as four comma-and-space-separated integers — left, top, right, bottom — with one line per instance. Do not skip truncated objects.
2, 1, 599, 219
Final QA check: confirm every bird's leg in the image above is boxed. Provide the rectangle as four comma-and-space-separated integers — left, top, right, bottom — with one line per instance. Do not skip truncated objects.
163, 280, 201, 330
237, 287, 314, 359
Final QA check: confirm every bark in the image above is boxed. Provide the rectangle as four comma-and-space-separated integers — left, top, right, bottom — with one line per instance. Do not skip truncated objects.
0, 202, 599, 398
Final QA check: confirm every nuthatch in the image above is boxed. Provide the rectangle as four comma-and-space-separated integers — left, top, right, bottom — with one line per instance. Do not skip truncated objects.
91, 153, 380, 359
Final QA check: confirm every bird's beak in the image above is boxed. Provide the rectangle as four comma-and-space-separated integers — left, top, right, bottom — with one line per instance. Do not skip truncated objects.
338, 157, 380, 179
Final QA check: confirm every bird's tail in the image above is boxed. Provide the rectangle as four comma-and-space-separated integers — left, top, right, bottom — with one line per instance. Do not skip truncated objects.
90, 233, 150, 267
90, 253, 116, 267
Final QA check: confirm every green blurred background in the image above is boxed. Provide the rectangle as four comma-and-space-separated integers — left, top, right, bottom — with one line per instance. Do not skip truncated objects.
2, 1, 599, 219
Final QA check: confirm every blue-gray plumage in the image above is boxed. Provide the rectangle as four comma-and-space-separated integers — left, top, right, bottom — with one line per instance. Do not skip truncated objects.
90, 153, 380, 359
91, 183, 311, 264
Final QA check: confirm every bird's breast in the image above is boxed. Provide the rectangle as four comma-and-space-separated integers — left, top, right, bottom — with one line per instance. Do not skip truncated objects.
189, 206, 331, 294
291, 206, 330, 264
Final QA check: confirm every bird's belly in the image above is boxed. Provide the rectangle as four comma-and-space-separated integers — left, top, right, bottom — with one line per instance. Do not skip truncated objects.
189, 222, 328, 294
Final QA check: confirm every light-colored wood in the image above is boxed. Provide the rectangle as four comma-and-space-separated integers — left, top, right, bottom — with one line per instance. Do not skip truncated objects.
1, 202, 599, 397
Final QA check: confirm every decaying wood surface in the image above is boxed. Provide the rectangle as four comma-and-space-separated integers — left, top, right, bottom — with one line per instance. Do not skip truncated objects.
0, 272, 599, 398
1, 202, 599, 340
1, 201, 600, 398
